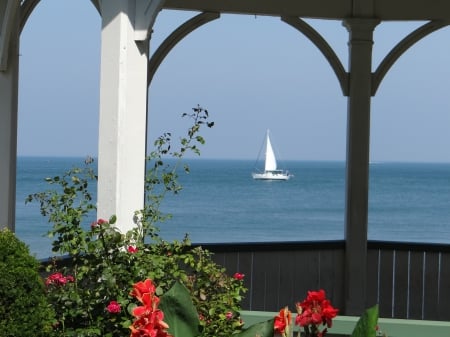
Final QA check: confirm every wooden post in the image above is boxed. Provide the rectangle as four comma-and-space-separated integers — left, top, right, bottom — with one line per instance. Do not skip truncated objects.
97, 1, 163, 233
0, 0, 19, 231
342, 18, 379, 315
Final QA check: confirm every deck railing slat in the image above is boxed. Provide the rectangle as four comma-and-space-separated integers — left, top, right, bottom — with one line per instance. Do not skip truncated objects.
252, 251, 278, 310
423, 251, 440, 320
394, 250, 409, 319
438, 252, 450, 320
408, 251, 425, 319
378, 249, 395, 318
277, 251, 297, 309
318, 249, 345, 310
366, 248, 380, 308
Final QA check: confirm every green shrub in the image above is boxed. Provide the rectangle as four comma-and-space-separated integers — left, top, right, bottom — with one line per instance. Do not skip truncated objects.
0, 229, 55, 337
28, 106, 246, 336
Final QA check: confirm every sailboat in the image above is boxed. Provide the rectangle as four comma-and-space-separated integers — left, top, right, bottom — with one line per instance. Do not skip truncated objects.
252, 130, 292, 181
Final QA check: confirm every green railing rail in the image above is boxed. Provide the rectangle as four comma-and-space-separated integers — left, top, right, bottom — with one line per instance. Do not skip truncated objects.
240, 310, 450, 337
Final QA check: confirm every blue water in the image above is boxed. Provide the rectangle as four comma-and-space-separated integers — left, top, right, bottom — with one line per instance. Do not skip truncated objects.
14, 157, 450, 258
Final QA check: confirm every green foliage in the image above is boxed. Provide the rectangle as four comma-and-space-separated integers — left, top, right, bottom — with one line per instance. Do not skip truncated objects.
0, 229, 55, 337
139, 104, 214, 240
28, 106, 247, 336
235, 319, 275, 337
160, 281, 201, 337
351, 305, 379, 337
183, 247, 246, 337
25, 165, 97, 256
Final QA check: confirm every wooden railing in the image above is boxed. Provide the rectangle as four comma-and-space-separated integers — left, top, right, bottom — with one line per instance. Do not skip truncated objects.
198, 240, 450, 321
41, 240, 450, 322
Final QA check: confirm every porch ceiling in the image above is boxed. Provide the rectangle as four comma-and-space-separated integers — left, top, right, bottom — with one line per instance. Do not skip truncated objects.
163, 0, 450, 21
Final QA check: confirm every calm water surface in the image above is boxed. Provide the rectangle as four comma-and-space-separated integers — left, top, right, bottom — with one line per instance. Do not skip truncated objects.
14, 157, 450, 258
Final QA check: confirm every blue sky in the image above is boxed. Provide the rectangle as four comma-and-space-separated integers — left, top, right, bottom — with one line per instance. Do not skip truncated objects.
17, 0, 450, 162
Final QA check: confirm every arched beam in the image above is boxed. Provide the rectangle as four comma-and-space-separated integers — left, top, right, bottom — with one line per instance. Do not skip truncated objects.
148, 11, 220, 86
90, 0, 101, 15
19, 0, 40, 33
372, 20, 450, 95
21, 0, 101, 33
0, 0, 18, 70
135, 0, 166, 41
281, 15, 349, 96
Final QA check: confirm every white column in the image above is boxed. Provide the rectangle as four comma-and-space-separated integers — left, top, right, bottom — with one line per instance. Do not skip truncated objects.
0, 0, 19, 231
97, 1, 149, 232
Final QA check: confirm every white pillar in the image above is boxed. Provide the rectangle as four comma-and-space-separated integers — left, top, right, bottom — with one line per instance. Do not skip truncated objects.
97, 1, 150, 232
0, 0, 19, 231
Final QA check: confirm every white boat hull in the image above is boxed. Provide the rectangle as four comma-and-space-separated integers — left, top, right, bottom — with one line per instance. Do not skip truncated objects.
252, 171, 292, 181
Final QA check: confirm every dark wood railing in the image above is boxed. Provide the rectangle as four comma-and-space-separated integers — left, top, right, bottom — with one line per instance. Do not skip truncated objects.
198, 240, 450, 321
41, 240, 450, 322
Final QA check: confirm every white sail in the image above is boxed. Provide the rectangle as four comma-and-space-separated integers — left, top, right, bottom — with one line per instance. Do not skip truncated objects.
264, 132, 277, 171
252, 129, 292, 181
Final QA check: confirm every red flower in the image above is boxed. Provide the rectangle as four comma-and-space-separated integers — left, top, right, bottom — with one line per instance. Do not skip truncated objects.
294, 289, 338, 337
106, 300, 121, 314
129, 279, 172, 337
45, 272, 74, 286
274, 307, 292, 337
127, 246, 139, 253
225, 311, 233, 320
130, 279, 156, 303
91, 218, 108, 229
233, 272, 245, 280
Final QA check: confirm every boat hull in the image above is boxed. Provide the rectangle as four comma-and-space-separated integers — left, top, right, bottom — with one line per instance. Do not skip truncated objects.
252, 171, 292, 181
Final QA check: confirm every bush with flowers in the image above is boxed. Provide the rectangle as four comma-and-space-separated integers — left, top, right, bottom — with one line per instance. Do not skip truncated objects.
268, 290, 381, 337
29, 105, 382, 337
124, 279, 381, 337
28, 106, 247, 337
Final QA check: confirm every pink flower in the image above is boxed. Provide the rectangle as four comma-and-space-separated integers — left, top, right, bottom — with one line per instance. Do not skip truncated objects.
127, 246, 138, 253
106, 300, 121, 314
91, 218, 108, 229
45, 272, 74, 286
65, 275, 74, 282
226, 311, 233, 320
233, 272, 245, 280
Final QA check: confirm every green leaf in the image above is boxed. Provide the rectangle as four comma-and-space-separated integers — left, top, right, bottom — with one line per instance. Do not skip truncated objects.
159, 281, 201, 337
235, 318, 275, 337
351, 305, 379, 337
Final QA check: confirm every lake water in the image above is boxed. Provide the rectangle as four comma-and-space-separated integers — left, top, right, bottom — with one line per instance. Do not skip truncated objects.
14, 157, 450, 258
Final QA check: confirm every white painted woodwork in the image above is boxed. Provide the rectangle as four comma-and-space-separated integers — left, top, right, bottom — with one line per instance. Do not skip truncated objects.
97, 1, 150, 233
134, 0, 165, 41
